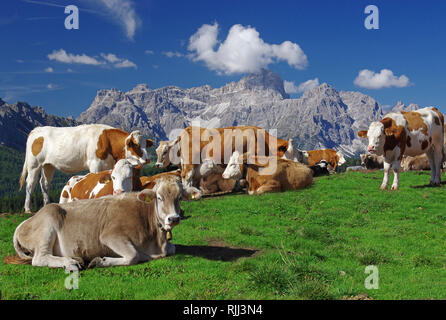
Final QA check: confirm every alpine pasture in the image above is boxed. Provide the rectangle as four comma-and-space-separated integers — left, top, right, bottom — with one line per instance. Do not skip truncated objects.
1, 164, 445, 300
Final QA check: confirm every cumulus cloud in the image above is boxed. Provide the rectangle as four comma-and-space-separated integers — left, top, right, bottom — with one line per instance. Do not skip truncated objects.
44, 67, 54, 73
354, 69, 411, 89
145, 50, 154, 55
187, 23, 308, 75
48, 49, 136, 69
94, 0, 141, 40
284, 78, 320, 94
48, 49, 103, 65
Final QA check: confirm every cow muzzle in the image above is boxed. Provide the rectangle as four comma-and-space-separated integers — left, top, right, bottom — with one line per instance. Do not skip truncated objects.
113, 189, 124, 195
367, 145, 376, 153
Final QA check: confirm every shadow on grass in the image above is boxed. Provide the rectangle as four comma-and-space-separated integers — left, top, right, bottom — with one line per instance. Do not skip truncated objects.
175, 244, 257, 262
409, 181, 446, 189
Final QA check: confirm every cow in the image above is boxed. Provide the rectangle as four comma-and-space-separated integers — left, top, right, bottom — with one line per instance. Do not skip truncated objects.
155, 126, 308, 188
59, 159, 141, 203
307, 149, 346, 170
19, 124, 154, 212
401, 154, 430, 171
357, 107, 444, 190
4, 175, 201, 270
309, 160, 331, 177
222, 151, 313, 195
360, 153, 384, 169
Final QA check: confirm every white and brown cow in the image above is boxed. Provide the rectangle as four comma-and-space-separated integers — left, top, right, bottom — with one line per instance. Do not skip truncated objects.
360, 153, 384, 169
19, 124, 153, 212
307, 149, 346, 170
358, 107, 444, 190
222, 151, 313, 195
155, 126, 308, 188
59, 159, 141, 203
5, 175, 201, 270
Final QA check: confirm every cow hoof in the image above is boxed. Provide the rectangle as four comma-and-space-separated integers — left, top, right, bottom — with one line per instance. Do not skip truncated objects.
72, 257, 85, 269
24, 210, 32, 214
391, 185, 399, 191
65, 263, 80, 272
87, 257, 103, 269
379, 185, 387, 190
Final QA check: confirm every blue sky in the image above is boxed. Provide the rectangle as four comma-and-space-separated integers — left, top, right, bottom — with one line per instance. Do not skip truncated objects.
0, 0, 445, 117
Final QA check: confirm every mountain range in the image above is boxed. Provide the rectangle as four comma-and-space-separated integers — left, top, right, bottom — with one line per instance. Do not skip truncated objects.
1, 69, 422, 156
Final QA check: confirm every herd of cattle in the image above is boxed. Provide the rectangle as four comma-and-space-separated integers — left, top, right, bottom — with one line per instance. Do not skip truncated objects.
4, 106, 444, 270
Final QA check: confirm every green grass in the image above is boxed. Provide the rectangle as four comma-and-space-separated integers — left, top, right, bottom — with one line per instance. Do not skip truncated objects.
1, 170, 446, 300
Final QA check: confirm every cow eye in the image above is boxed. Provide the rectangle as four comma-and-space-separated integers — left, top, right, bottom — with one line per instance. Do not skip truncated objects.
157, 196, 163, 202
111, 176, 115, 180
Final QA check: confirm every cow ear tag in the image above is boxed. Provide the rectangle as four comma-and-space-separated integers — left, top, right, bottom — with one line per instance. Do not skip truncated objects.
104, 179, 111, 184
145, 195, 151, 203
166, 230, 172, 241
190, 194, 195, 200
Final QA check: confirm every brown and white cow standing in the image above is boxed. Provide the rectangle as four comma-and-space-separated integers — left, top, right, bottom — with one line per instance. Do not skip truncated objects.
155, 126, 308, 188
222, 151, 313, 195
358, 107, 444, 190
19, 124, 153, 212
5, 175, 201, 270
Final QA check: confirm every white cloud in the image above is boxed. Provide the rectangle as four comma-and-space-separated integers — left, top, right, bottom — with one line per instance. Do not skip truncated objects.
44, 67, 54, 73
47, 83, 55, 89
48, 49, 136, 69
67, 68, 74, 73
114, 59, 137, 69
95, 0, 141, 40
162, 51, 184, 58
354, 69, 411, 89
284, 78, 320, 94
48, 49, 103, 65
100, 53, 120, 63
145, 50, 154, 55
188, 23, 308, 75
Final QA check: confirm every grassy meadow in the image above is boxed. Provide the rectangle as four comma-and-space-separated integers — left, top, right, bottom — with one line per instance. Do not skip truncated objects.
1, 170, 446, 300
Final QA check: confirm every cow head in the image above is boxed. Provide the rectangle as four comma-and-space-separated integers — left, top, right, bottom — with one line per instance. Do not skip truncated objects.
358, 121, 386, 155
124, 131, 153, 166
336, 151, 346, 166
109, 159, 135, 195
199, 158, 223, 177
222, 151, 243, 179
281, 139, 309, 164
137, 176, 202, 231
360, 153, 367, 166
155, 139, 178, 168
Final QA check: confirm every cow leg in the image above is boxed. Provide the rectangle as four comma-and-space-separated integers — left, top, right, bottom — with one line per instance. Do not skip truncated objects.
40, 164, 55, 206
427, 147, 442, 185
254, 181, 282, 195
24, 167, 41, 213
380, 161, 391, 190
391, 161, 401, 190
88, 237, 139, 268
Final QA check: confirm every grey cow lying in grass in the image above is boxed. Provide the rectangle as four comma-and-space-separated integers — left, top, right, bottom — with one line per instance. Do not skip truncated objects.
5, 175, 201, 270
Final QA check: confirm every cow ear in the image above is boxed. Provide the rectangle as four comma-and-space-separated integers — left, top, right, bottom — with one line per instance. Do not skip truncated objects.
182, 187, 202, 201
99, 174, 112, 184
146, 139, 154, 148
137, 189, 156, 203
357, 130, 368, 138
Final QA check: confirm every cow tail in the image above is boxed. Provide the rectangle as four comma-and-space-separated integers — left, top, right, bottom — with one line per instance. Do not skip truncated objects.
19, 153, 28, 191
4, 222, 33, 265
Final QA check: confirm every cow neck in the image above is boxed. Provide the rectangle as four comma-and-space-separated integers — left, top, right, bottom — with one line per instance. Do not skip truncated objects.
146, 198, 167, 242
105, 129, 128, 161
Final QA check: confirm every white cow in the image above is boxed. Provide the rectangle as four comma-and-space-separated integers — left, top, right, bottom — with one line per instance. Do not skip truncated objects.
20, 124, 153, 212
